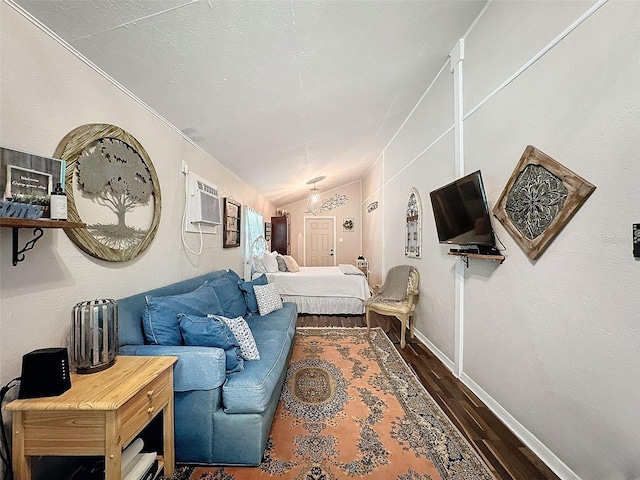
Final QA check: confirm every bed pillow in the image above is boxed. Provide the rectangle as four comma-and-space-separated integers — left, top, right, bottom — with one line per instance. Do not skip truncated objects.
276, 255, 288, 272
211, 315, 260, 361
253, 254, 267, 274
254, 282, 283, 316
262, 251, 280, 273
143, 282, 224, 345
179, 314, 244, 374
283, 255, 300, 272
207, 270, 247, 318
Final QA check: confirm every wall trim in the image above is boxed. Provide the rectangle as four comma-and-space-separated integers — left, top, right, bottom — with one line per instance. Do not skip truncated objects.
459, 373, 583, 480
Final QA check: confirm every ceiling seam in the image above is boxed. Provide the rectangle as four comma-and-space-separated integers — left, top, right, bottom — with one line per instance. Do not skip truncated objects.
73, 0, 201, 41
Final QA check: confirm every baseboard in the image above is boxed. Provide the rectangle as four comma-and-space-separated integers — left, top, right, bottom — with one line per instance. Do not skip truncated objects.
412, 330, 456, 372
459, 373, 582, 480
412, 330, 581, 480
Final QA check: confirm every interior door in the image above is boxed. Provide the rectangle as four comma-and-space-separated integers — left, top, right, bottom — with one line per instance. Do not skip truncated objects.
305, 217, 335, 266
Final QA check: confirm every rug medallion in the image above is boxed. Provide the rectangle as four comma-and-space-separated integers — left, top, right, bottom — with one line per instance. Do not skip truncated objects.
164, 327, 495, 480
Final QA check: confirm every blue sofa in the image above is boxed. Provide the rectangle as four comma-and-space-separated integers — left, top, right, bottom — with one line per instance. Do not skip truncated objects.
117, 270, 297, 465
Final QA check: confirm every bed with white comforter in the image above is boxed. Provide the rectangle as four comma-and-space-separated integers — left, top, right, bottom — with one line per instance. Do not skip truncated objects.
260, 265, 371, 315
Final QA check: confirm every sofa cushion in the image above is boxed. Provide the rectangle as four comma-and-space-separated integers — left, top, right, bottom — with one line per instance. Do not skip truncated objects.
238, 274, 268, 315
118, 270, 228, 348
179, 313, 244, 374
143, 282, 224, 345
222, 302, 297, 413
207, 270, 247, 318
254, 282, 283, 316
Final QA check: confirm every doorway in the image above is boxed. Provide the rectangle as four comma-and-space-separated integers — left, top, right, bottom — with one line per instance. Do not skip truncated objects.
305, 217, 335, 266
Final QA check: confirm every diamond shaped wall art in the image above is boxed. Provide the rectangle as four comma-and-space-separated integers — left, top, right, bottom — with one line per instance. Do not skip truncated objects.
493, 145, 596, 261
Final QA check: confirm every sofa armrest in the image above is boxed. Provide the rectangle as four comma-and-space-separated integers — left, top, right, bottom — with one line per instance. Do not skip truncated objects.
119, 345, 227, 392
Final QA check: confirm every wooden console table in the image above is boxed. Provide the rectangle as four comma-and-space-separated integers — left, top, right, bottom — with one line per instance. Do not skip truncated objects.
7, 356, 177, 480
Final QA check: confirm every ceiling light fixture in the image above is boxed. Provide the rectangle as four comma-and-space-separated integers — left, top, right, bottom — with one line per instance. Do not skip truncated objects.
305, 176, 348, 215
306, 176, 325, 214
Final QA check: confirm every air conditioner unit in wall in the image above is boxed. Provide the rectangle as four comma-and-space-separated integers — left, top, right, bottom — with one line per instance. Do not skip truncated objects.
188, 175, 221, 225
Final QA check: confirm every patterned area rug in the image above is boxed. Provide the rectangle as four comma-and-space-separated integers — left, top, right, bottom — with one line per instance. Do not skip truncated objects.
164, 327, 495, 480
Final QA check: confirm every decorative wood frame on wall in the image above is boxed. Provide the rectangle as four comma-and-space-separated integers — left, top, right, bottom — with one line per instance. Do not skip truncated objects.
54, 124, 161, 262
493, 145, 596, 260
223, 198, 241, 248
342, 217, 354, 231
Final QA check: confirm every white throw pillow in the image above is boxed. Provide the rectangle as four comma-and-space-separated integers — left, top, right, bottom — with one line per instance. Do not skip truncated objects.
262, 251, 279, 273
209, 314, 260, 361
253, 254, 267, 274
253, 283, 283, 316
283, 255, 299, 272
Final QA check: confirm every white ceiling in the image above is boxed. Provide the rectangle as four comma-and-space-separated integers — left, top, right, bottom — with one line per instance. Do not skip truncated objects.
14, 0, 486, 206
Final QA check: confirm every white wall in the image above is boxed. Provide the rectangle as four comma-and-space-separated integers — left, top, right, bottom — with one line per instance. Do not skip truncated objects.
362, 1, 640, 479
0, 6, 274, 476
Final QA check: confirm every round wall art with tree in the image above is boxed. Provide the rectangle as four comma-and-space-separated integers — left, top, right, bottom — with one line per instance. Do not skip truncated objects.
54, 124, 161, 262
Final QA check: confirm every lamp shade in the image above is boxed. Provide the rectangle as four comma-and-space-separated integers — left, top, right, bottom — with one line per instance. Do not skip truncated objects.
71, 299, 118, 374
307, 187, 322, 211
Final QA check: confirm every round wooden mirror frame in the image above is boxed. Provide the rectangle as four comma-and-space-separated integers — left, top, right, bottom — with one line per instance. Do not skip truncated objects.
54, 124, 162, 262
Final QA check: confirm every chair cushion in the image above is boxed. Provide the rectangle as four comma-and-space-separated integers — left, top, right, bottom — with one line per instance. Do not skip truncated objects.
207, 270, 247, 318
179, 313, 244, 374
143, 282, 224, 345
238, 274, 268, 315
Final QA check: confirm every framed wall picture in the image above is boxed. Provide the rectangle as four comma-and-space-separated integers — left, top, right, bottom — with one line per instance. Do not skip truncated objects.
223, 198, 241, 248
342, 217, 354, 231
265, 221, 271, 241
493, 145, 596, 260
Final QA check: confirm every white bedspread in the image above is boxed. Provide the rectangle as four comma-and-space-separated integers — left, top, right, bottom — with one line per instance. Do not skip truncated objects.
263, 266, 371, 301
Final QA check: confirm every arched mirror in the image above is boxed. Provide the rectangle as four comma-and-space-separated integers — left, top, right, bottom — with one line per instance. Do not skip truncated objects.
405, 188, 422, 258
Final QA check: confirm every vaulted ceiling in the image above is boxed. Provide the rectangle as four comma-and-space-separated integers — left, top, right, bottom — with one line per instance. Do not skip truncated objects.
14, 0, 486, 206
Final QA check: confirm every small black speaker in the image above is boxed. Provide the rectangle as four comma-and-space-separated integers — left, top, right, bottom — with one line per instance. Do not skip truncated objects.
18, 348, 71, 399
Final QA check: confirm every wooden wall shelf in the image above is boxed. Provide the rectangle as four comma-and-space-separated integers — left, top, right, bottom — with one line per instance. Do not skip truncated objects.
448, 251, 505, 267
0, 217, 86, 266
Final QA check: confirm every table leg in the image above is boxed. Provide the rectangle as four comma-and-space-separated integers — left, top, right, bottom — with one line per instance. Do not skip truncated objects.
162, 389, 175, 476
12, 412, 31, 480
105, 411, 122, 480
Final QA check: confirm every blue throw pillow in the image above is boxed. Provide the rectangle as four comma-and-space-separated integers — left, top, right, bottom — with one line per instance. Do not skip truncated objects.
207, 270, 247, 318
178, 314, 244, 374
143, 282, 224, 345
238, 274, 268, 315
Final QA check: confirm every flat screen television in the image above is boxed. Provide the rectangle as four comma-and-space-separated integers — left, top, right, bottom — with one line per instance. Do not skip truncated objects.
429, 170, 498, 254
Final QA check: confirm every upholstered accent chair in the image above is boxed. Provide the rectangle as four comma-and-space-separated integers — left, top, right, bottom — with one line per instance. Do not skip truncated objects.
366, 266, 420, 348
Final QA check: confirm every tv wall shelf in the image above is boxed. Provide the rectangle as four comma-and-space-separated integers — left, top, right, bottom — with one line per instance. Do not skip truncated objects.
0, 218, 86, 266
448, 251, 505, 268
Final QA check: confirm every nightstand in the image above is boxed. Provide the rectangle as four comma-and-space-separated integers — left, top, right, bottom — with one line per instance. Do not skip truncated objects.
7, 355, 177, 480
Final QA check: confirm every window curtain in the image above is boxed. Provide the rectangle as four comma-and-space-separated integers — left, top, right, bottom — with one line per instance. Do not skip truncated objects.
243, 205, 264, 280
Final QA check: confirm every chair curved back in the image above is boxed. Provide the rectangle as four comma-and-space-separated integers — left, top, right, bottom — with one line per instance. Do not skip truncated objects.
406, 266, 420, 310
366, 265, 420, 349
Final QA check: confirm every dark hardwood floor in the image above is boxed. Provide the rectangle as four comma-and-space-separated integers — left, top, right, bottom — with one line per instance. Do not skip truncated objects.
297, 313, 560, 480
